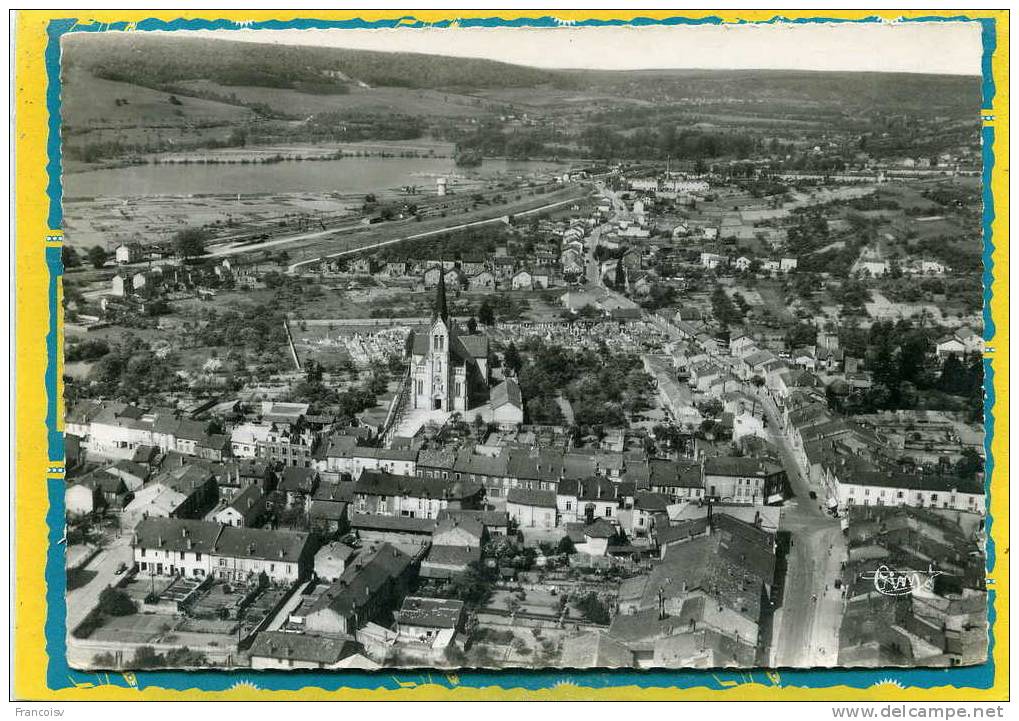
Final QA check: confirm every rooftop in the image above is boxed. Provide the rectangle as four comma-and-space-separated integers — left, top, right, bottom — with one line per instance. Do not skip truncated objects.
397, 596, 465, 629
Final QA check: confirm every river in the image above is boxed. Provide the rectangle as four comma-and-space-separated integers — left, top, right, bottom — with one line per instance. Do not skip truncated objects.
63, 156, 569, 198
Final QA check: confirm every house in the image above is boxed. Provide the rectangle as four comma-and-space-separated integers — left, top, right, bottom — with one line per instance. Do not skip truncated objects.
557, 477, 621, 525
436, 508, 510, 537
647, 459, 704, 502
313, 541, 358, 582
700, 252, 727, 270
308, 482, 352, 536
431, 515, 484, 548
574, 518, 618, 556
490, 379, 524, 428
468, 270, 496, 290
353, 471, 482, 519
81, 469, 132, 509
122, 462, 218, 525
511, 269, 533, 290
832, 465, 984, 516
703, 456, 786, 505
231, 422, 273, 458
419, 543, 482, 580
384, 261, 409, 277
132, 517, 314, 584
422, 265, 443, 288
616, 514, 776, 652
351, 257, 376, 275
936, 327, 983, 358
302, 543, 415, 635
442, 267, 464, 291
560, 630, 635, 668
460, 260, 487, 277
350, 514, 437, 547
212, 484, 267, 527
729, 334, 758, 358
250, 631, 378, 670
420, 516, 485, 579
115, 243, 142, 264
396, 597, 465, 649
506, 488, 558, 529
278, 467, 320, 508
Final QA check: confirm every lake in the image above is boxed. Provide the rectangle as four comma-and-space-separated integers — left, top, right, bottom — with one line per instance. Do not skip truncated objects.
63, 156, 569, 199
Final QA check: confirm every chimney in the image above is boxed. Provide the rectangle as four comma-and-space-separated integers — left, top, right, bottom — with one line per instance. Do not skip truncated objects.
278, 549, 285, 559
187, 538, 193, 550
157, 535, 163, 546
754, 511, 761, 528
182, 527, 188, 537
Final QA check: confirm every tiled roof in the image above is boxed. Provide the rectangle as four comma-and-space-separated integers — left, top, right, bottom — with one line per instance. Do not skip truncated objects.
506, 488, 557, 508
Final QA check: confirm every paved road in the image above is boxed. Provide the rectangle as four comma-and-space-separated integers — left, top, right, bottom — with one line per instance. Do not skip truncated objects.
207, 222, 363, 259
65, 534, 133, 633
758, 389, 845, 667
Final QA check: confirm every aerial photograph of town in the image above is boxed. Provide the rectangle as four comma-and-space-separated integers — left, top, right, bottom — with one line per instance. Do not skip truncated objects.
59, 24, 988, 672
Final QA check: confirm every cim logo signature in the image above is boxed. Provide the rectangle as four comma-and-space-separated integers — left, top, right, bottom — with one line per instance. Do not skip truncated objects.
861, 564, 947, 596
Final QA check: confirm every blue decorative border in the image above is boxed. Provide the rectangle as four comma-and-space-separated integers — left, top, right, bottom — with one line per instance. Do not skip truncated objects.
42, 13, 1000, 695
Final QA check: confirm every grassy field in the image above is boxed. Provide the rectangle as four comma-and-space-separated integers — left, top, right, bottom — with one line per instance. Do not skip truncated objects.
62, 67, 255, 130
61, 67, 256, 169
177, 79, 493, 119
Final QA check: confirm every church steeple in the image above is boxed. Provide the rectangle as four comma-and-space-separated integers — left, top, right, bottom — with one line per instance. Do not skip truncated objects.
432, 265, 449, 322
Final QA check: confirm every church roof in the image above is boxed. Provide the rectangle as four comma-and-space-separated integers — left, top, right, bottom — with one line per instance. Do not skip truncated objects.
454, 334, 488, 360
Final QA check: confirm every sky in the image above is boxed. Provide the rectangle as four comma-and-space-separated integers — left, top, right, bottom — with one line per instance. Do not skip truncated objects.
176, 21, 983, 76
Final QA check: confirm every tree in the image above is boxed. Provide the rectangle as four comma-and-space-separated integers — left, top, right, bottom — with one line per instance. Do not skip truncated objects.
305, 359, 324, 384
164, 647, 208, 668
87, 245, 108, 269
62, 246, 82, 269
131, 646, 164, 669
503, 342, 522, 376
956, 447, 983, 480
557, 536, 575, 555
174, 227, 206, 259
576, 592, 610, 625
98, 587, 137, 617
477, 299, 495, 327
466, 316, 478, 334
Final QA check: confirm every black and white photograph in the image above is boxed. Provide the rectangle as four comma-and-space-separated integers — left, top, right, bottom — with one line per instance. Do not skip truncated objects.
59, 21, 989, 672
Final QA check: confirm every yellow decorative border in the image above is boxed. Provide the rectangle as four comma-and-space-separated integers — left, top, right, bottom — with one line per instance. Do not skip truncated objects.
13, 8, 1009, 701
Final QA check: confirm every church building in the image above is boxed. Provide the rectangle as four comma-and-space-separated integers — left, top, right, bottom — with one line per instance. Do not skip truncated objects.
406, 272, 490, 412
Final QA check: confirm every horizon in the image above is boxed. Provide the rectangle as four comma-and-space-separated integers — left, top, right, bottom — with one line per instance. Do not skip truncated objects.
141, 23, 983, 77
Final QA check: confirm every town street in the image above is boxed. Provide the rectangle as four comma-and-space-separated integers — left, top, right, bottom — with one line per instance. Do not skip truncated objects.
65, 534, 134, 633
758, 390, 845, 667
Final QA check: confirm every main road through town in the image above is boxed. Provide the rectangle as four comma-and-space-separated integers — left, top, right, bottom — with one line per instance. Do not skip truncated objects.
758, 390, 845, 668
588, 179, 844, 667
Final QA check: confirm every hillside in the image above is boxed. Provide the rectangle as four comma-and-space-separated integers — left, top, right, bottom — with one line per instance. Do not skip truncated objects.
62, 32, 560, 92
